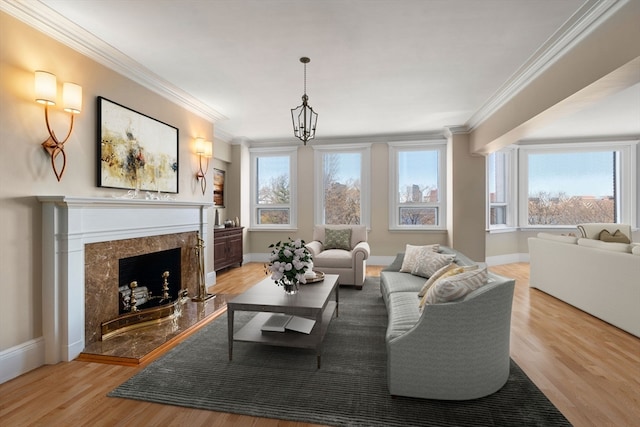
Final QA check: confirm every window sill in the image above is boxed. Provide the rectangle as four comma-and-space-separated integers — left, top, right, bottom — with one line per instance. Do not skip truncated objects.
388, 227, 447, 233
247, 226, 299, 232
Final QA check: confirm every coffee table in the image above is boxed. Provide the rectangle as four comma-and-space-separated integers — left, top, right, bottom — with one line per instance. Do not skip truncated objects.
227, 274, 339, 369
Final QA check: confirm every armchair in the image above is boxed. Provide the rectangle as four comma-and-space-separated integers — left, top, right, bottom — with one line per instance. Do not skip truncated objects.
305, 225, 370, 289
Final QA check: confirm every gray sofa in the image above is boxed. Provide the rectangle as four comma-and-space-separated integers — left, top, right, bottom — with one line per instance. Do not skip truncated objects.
380, 247, 515, 400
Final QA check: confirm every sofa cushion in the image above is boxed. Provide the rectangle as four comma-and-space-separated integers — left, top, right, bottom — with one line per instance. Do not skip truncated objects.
577, 238, 632, 253
324, 228, 352, 250
312, 225, 367, 249
380, 271, 426, 302
313, 249, 353, 268
633, 245, 640, 256
399, 244, 440, 273
411, 250, 456, 278
577, 223, 632, 241
385, 292, 421, 341
424, 267, 489, 304
599, 229, 631, 244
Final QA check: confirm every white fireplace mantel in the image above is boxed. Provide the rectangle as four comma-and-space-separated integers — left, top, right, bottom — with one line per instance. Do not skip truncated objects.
38, 196, 213, 364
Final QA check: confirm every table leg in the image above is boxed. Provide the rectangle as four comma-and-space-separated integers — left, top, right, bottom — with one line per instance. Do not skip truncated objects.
335, 283, 339, 317
227, 308, 234, 361
317, 354, 321, 369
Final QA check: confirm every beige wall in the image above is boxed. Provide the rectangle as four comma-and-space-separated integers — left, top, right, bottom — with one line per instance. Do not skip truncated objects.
0, 13, 214, 351
446, 132, 486, 261
237, 140, 483, 261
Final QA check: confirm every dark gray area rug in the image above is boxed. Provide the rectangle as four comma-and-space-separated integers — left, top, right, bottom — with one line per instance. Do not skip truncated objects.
109, 277, 572, 427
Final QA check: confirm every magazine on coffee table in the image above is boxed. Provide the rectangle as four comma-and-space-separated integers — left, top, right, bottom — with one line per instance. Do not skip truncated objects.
261, 314, 316, 334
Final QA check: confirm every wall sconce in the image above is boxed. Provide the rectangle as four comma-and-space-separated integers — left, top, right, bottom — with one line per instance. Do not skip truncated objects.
35, 70, 82, 181
195, 137, 213, 195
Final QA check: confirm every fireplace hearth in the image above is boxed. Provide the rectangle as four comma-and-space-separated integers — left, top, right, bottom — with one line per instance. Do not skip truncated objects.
39, 196, 212, 364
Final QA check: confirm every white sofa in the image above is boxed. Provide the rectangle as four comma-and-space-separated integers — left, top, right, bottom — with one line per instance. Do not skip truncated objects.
305, 225, 370, 289
528, 223, 640, 337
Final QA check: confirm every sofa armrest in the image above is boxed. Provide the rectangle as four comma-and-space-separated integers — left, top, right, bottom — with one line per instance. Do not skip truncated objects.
305, 240, 323, 258
382, 253, 404, 272
352, 241, 370, 261
387, 279, 514, 399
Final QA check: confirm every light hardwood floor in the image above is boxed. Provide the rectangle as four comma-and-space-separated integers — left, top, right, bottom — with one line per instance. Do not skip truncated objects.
1, 263, 638, 427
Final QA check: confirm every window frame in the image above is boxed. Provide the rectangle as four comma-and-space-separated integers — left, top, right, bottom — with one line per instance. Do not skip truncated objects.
313, 143, 371, 227
486, 147, 518, 231
388, 140, 447, 231
518, 140, 637, 229
249, 146, 298, 230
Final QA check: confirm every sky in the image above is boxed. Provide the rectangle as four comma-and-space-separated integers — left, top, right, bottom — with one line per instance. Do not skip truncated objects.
257, 149, 617, 199
528, 151, 615, 197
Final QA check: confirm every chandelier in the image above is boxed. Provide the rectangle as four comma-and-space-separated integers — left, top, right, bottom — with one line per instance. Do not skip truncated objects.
291, 57, 318, 145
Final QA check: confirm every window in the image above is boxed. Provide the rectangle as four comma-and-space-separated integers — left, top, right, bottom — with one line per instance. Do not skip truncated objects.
487, 148, 516, 229
313, 144, 371, 226
519, 141, 637, 227
388, 140, 447, 230
250, 147, 298, 229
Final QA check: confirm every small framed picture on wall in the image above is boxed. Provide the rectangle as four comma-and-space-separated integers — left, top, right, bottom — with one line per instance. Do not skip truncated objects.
213, 168, 225, 207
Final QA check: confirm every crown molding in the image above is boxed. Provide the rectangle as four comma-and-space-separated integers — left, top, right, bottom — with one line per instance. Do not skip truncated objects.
443, 126, 470, 138
3, 0, 623, 137
465, 0, 624, 131
1, 0, 227, 123
214, 127, 235, 144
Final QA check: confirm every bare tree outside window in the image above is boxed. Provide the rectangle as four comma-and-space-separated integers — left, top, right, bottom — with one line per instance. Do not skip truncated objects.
322, 153, 361, 224
527, 151, 617, 225
258, 174, 290, 224
255, 155, 291, 225
528, 192, 614, 225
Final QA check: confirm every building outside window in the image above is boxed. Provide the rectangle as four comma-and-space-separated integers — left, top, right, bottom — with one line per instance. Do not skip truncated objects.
249, 147, 298, 229
388, 140, 447, 230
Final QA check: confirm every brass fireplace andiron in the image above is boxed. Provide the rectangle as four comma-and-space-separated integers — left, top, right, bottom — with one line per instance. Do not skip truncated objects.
192, 232, 215, 302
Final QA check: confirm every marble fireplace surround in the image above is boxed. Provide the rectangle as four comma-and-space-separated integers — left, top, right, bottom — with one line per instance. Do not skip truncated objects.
38, 196, 212, 364
84, 233, 198, 346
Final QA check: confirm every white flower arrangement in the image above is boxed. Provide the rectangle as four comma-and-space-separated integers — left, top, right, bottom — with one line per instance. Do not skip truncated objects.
266, 238, 313, 287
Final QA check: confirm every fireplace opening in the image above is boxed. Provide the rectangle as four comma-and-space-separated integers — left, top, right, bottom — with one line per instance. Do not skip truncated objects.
118, 248, 182, 314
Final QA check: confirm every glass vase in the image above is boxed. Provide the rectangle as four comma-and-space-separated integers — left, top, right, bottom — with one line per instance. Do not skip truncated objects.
283, 280, 299, 295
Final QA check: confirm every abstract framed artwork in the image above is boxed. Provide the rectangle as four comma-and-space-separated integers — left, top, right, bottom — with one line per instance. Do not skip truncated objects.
213, 168, 225, 207
98, 97, 179, 193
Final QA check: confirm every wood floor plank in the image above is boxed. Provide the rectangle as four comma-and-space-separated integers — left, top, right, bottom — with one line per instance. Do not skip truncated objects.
1, 262, 638, 427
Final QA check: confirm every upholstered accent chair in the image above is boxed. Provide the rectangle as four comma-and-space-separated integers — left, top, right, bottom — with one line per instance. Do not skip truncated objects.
305, 225, 370, 289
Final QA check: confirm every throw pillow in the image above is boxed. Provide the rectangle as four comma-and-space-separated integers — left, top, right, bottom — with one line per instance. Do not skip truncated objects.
410, 250, 455, 278
324, 228, 352, 250
424, 267, 489, 305
417, 262, 458, 297
418, 266, 465, 309
418, 264, 480, 307
599, 229, 631, 244
399, 244, 440, 273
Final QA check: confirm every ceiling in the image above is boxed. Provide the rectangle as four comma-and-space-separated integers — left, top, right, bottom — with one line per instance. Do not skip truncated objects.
22, 0, 640, 143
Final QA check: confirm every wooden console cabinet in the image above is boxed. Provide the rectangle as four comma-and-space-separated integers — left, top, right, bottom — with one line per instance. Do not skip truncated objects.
214, 227, 243, 271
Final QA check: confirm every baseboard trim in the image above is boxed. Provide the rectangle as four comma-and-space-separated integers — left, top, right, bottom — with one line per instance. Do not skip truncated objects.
486, 253, 530, 266
247, 253, 530, 267
0, 337, 45, 384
